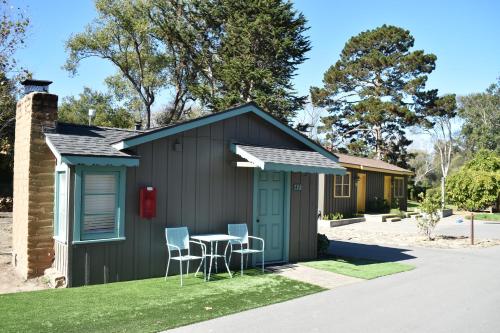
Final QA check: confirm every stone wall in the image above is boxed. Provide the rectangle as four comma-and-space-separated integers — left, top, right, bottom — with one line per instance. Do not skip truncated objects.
12, 92, 57, 279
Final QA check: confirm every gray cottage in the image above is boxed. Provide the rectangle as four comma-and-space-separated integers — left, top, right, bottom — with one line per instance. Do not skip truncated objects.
12, 91, 346, 287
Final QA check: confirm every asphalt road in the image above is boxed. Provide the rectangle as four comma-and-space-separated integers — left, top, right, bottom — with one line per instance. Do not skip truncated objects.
167, 241, 500, 333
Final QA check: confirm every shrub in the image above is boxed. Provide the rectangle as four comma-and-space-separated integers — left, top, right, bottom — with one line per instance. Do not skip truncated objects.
324, 212, 343, 220
447, 150, 500, 211
366, 197, 390, 213
317, 233, 330, 256
416, 191, 441, 240
0, 197, 12, 212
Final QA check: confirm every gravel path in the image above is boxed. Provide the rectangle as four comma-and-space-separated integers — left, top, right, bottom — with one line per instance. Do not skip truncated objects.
0, 212, 48, 294
319, 214, 500, 249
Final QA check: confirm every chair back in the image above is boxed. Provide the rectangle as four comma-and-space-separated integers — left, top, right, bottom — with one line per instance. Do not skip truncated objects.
165, 227, 189, 251
227, 224, 249, 245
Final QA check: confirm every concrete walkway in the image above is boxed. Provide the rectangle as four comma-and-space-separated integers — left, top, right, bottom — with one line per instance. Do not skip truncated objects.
266, 263, 362, 289
166, 243, 500, 333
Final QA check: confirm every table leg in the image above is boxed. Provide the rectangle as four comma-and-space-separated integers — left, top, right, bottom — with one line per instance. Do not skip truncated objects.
215, 241, 219, 273
207, 241, 214, 281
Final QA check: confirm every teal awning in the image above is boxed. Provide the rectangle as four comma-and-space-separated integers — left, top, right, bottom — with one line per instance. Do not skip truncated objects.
231, 144, 346, 175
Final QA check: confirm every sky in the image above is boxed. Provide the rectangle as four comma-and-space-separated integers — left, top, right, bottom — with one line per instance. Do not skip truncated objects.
13, 0, 500, 149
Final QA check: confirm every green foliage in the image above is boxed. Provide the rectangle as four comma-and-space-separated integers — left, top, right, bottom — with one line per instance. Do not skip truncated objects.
58, 87, 135, 129
417, 191, 441, 240
366, 197, 390, 214
0, 1, 30, 74
311, 25, 439, 165
317, 233, 330, 256
458, 79, 500, 155
0, 2, 30, 194
446, 149, 500, 211
324, 212, 343, 220
152, 0, 310, 122
65, 0, 169, 128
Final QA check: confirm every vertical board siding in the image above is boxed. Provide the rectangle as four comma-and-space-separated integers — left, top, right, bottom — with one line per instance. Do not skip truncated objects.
289, 173, 318, 262
322, 169, 408, 216
70, 113, 314, 286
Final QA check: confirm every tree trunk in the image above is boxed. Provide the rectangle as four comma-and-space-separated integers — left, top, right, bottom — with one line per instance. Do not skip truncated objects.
441, 176, 446, 210
146, 104, 151, 129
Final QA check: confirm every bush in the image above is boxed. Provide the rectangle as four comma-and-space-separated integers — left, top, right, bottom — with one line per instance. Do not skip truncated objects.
366, 197, 390, 213
416, 191, 441, 240
324, 212, 343, 220
317, 233, 330, 256
0, 197, 12, 212
447, 150, 500, 211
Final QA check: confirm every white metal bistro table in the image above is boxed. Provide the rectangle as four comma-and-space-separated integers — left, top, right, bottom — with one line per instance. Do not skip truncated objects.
190, 234, 241, 281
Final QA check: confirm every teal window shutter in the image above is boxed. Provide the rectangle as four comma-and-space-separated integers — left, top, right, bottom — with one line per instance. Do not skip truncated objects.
73, 166, 126, 243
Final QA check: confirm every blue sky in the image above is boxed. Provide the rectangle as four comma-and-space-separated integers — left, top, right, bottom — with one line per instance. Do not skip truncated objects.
14, 0, 500, 148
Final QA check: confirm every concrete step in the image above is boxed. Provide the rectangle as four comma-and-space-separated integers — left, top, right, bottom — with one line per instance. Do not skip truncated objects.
381, 214, 398, 222
388, 217, 401, 222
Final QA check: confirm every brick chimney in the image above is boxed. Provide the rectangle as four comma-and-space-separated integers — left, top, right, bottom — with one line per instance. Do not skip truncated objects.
12, 91, 58, 279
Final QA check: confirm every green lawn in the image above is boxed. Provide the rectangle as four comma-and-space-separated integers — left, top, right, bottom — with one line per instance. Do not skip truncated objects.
0, 270, 323, 333
407, 200, 421, 212
302, 256, 415, 280
465, 213, 500, 222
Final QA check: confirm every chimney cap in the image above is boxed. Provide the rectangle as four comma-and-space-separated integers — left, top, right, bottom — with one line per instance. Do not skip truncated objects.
21, 79, 53, 86
21, 79, 53, 95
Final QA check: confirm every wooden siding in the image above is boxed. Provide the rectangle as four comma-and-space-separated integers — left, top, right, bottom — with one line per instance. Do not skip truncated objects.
68, 113, 317, 286
289, 173, 318, 262
322, 169, 408, 216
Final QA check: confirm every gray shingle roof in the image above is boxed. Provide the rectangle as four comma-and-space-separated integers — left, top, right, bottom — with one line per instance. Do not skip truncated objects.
233, 144, 345, 174
45, 123, 141, 158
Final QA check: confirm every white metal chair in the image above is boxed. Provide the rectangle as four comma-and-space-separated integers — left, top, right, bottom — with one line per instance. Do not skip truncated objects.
226, 224, 265, 275
165, 227, 206, 286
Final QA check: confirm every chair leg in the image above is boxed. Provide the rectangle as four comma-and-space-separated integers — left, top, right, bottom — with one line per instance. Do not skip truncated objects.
180, 260, 183, 287
195, 258, 204, 277
165, 256, 171, 281
187, 260, 190, 275
240, 254, 244, 276
262, 252, 265, 273
208, 254, 214, 281
245, 253, 249, 269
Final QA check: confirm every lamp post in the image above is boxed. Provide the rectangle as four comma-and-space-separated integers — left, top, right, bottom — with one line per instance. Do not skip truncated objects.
88, 108, 95, 126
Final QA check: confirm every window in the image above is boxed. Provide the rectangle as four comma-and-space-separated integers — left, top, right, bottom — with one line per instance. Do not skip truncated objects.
394, 177, 404, 198
334, 172, 351, 198
54, 171, 67, 241
74, 167, 126, 243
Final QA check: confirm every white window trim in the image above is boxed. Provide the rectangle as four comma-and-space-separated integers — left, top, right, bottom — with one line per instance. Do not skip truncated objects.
333, 172, 351, 198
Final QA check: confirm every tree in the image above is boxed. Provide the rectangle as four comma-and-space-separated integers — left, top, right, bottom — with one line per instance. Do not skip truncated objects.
59, 87, 135, 129
65, 0, 168, 129
424, 94, 457, 209
311, 25, 438, 162
0, 1, 30, 195
447, 149, 500, 212
408, 150, 435, 185
416, 191, 441, 240
458, 79, 500, 155
156, 0, 310, 122
202, 0, 311, 121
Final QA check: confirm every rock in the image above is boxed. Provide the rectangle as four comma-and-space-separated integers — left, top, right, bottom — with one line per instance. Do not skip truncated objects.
43, 267, 66, 288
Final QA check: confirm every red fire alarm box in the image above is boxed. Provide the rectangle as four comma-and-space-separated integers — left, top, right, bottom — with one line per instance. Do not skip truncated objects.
139, 187, 156, 219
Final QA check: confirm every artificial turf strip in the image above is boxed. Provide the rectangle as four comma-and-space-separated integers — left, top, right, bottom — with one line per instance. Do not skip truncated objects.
465, 213, 500, 222
0, 270, 324, 333
302, 256, 415, 280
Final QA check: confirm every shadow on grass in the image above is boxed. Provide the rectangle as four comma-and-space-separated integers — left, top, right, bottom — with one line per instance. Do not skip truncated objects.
328, 240, 416, 263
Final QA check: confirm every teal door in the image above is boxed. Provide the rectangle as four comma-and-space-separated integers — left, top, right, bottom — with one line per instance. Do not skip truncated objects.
254, 170, 285, 263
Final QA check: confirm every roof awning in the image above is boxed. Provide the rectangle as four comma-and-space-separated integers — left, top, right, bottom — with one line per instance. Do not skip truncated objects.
231, 144, 346, 175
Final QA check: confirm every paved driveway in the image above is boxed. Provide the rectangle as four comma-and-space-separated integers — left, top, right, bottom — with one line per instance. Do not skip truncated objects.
167, 242, 500, 333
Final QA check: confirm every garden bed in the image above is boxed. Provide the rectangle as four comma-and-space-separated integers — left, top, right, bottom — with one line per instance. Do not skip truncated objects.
320, 217, 365, 227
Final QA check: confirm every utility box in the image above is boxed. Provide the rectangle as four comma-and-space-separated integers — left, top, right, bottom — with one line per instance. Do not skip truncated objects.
139, 187, 156, 219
